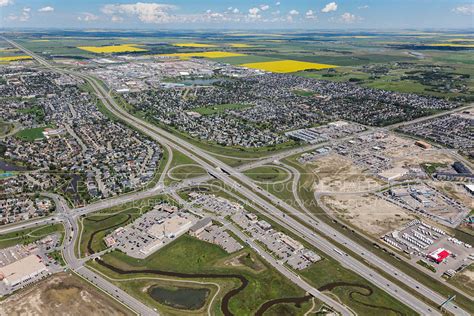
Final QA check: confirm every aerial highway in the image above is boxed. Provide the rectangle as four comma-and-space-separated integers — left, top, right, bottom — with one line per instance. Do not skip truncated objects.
171, 192, 355, 316
3, 36, 470, 315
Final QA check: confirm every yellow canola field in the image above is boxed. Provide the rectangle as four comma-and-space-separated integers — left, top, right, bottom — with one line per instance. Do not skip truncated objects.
77, 44, 147, 53
445, 38, 474, 42
172, 43, 217, 48
241, 60, 337, 73
0, 55, 32, 62
429, 43, 474, 48
159, 51, 247, 59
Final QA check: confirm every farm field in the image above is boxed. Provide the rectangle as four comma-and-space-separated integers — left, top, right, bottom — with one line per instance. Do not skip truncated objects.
159, 51, 246, 59
173, 43, 217, 47
0, 55, 32, 62
77, 44, 146, 53
241, 59, 338, 73
0, 273, 133, 316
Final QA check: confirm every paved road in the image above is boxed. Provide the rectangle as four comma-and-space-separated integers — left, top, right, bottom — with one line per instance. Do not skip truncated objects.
4, 36, 470, 315
171, 192, 355, 316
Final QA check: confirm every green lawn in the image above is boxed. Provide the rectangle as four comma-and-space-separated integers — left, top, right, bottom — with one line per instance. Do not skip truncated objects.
88, 234, 309, 315
0, 223, 64, 249
193, 103, 252, 116
243, 165, 290, 183
14, 126, 47, 141
292, 89, 315, 97
164, 149, 202, 185
421, 162, 447, 175
301, 258, 414, 316
169, 164, 207, 180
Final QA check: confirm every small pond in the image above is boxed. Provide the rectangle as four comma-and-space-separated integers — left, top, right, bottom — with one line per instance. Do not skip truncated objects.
148, 285, 210, 310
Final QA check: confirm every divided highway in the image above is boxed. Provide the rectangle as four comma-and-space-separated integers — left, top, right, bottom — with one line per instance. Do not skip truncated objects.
3, 36, 470, 316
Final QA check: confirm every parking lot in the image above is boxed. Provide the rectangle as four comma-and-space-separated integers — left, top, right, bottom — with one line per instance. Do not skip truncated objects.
104, 204, 197, 258
383, 219, 473, 276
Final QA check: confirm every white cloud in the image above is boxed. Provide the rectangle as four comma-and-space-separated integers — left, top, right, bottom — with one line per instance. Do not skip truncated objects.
289, 9, 299, 15
358, 5, 369, 9
232, 8, 239, 14
321, 2, 337, 13
38, 6, 54, 12
0, 0, 13, 7
452, 4, 474, 15
260, 4, 270, 11
305, 9, 316, 19
340, 12, 358, 23
275, 1, 280, 5
111, 15, 123, 22
77, 12, 99, 22
8, 7, 31, 21
102, 2, 177, 24
248, 7, 261, 19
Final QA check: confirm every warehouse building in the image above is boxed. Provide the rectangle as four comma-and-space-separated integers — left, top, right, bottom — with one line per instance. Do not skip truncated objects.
0, 255, 47, 287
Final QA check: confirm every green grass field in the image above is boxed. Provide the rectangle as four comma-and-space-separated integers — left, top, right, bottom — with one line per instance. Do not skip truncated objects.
193, 103, 251, 115
0, 223, 64, 249
168, 164, 207, 180
300, 258, 414, 316
243, 165, 290, 183
88, 234, 311, 315
14, 126, 47, 141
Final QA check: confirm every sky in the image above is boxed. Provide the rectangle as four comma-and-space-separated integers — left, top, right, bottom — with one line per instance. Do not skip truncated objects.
0, 0, 473, 30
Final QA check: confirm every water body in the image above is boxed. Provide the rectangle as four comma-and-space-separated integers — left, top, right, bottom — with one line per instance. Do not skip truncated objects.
255, 295, 313, 316
0, 159, 26, 172
148, 285, 210, 310
96, 259, 248, 316
179, 78, 223, 86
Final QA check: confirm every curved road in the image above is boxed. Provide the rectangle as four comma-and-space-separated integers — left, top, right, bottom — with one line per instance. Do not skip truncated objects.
3, 36, 470, 316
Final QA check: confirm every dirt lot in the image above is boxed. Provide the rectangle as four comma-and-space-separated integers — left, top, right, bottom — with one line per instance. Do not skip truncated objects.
322, 193, 415, 237
309, 154, 384, 193
428, 181, 474, 209
382, 134, 455, 168
0, 273, 132, 316
449, 265, 474, 295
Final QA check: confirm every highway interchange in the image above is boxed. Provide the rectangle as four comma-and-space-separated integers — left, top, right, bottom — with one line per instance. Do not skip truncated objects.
1, 36, 472, 316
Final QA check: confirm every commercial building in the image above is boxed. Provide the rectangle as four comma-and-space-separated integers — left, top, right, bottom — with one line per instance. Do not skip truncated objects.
147, 215, 193, 239
0, 255, 47, 287
415, 140, 431, 149
428, 248, 451, 264
189, 217, 213, 237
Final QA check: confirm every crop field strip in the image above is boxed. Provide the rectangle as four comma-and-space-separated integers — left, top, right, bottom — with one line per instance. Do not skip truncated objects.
77, 44, 147, 53
240, 59, 338, 73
